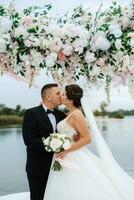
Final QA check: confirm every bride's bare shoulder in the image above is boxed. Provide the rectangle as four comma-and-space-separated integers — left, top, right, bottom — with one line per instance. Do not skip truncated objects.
71, 110, 85, 120
71, 110, 89, 127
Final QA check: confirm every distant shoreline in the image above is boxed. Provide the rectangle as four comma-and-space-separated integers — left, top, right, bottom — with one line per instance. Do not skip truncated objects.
0, 115, 23, 126
0, 114, 134, 128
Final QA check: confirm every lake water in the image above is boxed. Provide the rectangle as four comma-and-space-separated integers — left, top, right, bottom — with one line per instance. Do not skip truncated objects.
0, 116, 134, 196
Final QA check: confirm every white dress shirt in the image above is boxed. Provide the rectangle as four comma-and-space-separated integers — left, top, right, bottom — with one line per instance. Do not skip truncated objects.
42, 104, 56, 132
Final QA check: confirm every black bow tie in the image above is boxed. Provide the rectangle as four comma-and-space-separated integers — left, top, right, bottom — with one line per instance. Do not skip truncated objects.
46, 109, 55, 115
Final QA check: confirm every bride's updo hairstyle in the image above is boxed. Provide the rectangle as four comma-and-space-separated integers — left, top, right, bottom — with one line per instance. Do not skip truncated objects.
65, 84, 83, 108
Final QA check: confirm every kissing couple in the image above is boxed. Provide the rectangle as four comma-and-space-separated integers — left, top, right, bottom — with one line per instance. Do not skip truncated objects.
23, 83, 134, 200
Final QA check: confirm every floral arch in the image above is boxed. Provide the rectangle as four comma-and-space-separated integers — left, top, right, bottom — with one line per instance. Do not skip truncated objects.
0, 1, 134, 101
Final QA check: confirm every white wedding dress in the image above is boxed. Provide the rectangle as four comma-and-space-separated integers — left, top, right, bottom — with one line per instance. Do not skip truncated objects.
44, 113, 127, 200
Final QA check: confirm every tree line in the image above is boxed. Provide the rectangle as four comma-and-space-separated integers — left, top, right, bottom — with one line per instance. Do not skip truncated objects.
0, 103, 134, 119
0, 104, 26, 116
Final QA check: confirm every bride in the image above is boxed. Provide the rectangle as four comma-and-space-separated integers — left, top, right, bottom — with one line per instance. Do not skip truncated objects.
44, 84, 134, 200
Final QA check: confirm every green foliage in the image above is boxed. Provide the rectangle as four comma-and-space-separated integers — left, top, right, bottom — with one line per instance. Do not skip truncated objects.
0, 104, 26, 116
0, 115, 23, 125
11, 11, 21, 28
108, 110, 124, 118
94, 109, 134, 118
23, 4, 52, 16
0, 5, 6, 16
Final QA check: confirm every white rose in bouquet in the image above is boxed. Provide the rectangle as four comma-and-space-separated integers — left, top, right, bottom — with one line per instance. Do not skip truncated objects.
50, 139, 63, 152
42, 132, 72, 171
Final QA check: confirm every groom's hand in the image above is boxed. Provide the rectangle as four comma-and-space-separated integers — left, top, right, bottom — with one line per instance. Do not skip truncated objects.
73, 134, 80, 142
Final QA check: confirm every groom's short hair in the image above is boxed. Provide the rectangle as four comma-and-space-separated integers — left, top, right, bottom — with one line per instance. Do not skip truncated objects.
41, 83, 58, 98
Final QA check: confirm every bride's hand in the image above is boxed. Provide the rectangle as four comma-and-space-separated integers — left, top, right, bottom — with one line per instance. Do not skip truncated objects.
56, 150, 67, 160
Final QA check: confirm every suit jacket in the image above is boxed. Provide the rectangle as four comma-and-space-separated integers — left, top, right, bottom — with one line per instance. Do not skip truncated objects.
22, 104, 65, 177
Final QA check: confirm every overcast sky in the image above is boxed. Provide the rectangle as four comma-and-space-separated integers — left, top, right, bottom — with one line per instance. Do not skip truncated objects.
0, 0, 134, 111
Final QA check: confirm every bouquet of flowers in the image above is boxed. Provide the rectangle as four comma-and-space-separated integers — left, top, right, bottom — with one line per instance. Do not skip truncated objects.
42, 132, 72, 171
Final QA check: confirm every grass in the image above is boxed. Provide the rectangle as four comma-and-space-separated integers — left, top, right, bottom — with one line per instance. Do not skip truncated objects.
0, 115, 23, 126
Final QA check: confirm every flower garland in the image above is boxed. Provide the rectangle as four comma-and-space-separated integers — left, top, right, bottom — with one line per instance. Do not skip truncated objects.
0, 1, 134, 99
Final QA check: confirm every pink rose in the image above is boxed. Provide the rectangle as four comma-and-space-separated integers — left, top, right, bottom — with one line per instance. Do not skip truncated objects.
58, 51, 66, 61
24, 39, 32, 47
23, 16, 33, 27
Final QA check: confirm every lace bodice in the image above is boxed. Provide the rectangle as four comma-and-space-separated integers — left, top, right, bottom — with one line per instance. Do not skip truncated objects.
57, 116, 77, 139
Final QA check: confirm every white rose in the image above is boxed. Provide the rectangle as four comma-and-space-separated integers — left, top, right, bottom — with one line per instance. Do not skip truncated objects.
0, 39, 7, 53
91, 31, 111, 51
79, 28, 89, 40
14, 26, 29, 39
50, 52, 58, 61
45, 52, 57, 68
63, 44, 73, 56
109, 23, 122, 38
48, 37, 63, 52
94, 36, 110, 51
85, 51, 96, 64
65, 24, 79, 37
30, 50, 44, 67
73, 39, 87, 54
45, 57, 55, 68
0, 16, 12, 33
50, 139, 63, 151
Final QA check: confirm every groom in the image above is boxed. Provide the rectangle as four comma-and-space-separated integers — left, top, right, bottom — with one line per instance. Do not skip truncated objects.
22, 83, 65, 200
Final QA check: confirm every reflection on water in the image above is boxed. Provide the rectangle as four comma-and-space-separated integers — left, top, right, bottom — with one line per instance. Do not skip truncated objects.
0, 116, 134, 196
0, 128, 28, 196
